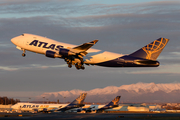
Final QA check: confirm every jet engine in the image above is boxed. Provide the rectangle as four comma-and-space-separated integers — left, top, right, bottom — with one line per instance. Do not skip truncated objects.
59, 48, 75, 56
45, 50, 61, 58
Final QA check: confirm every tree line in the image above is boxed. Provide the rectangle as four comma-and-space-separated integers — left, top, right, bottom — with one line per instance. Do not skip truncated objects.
0, 97, 20, 105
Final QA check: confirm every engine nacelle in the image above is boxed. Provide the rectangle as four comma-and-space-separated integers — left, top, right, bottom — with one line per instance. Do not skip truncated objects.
43, 108, 47, 111
45, 50, 61, 58
77, 109, 81, 112
59, 48, 75, 56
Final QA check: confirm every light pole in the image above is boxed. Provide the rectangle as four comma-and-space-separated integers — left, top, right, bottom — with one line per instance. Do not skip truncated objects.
64, 97, 66, 103
43, 97, 45, 104
5, 97, 6, 105
4, 97, 7, 109
29, 98, 31, 103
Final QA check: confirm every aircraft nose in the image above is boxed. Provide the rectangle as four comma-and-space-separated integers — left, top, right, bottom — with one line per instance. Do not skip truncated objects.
11, 37, 19, 45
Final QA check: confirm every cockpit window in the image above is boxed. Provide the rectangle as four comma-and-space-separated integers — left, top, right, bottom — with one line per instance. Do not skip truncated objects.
21, 34, 24, 36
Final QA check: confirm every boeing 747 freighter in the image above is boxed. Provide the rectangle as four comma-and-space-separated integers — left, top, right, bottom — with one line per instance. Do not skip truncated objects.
11, 33, 169, 70
11, 93, 87, 113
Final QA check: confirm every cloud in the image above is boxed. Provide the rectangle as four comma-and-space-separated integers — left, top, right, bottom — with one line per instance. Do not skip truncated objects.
0, 0, 180, 19
0, 91, 43, 101
0, 43, 12, 47
127, 64, 180, 75
0, 0, 83, 18
0, 66, 19, 71
170, 52, 180, 55
0, 64, 67, 72
1, 0, 180, 98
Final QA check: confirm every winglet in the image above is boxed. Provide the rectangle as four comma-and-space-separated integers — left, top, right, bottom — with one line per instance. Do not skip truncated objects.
73, 40, 98, 52
90, 40, 98, 44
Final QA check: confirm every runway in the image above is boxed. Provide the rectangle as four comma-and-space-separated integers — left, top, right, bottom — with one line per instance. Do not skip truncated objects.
0, 112, 180, 120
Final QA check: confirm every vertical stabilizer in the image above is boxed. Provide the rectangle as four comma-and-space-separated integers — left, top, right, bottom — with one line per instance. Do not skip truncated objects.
106, 96, 121, 106
97, 96, 121, 112
70, 93, 87, 105
129, 38, 169, 60
58, 93, 87, 112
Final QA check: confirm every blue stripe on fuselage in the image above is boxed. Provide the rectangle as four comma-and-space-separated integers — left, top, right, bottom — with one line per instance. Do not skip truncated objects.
96, 56, 159, 67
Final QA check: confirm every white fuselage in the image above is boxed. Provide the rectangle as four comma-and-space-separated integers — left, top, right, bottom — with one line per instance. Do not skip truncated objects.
84, 105, 106, 110
11, 33, 123, 64
11, 102, 68, 112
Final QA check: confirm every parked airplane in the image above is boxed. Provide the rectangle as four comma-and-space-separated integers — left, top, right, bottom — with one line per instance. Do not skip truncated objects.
76, 96, 121, 113
11, 93, 87, 113
11, 33, 169, 70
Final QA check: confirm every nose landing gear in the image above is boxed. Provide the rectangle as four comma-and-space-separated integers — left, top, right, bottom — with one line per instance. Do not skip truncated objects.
22, 53, 26, 57
22, 49, 26, 57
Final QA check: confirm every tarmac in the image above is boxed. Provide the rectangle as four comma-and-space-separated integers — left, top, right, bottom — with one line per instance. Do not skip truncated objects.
0, 112, 180, 120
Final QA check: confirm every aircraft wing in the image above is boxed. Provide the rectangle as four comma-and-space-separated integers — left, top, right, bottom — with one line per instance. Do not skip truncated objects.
57, 40, 98, 70
70, 40, 98, 55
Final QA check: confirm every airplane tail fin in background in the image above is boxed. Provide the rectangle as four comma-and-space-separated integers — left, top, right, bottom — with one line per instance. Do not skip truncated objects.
70, 93, 87, 105
97, 96, 121, 112
129, 38, 169, 60
107, 96, 121, 106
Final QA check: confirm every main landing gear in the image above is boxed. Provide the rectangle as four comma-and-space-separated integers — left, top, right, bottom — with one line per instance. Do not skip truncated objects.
75, 63, 85, 70
67, 61, 72, 68
67, 62, 85, 70
75, 60, 85, 70
65, 58, 85, 70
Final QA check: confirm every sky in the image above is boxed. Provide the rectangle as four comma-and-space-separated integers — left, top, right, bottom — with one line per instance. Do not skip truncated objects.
1, 0, 180, 101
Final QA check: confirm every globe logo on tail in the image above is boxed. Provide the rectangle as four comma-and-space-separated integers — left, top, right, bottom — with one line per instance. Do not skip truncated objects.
76, 93, 87, 104
142, 38, 169, 60
112, 96, 120, 105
